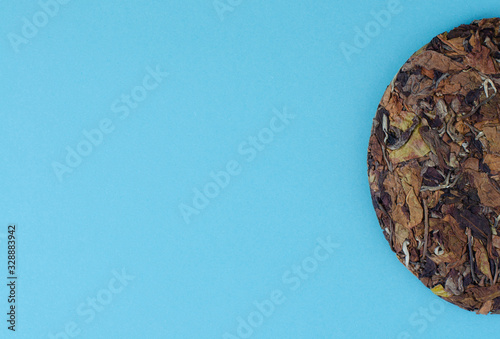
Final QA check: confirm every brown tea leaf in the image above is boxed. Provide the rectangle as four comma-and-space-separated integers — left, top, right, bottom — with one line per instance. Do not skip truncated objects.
468, 170, 500, 209
493, 235, 500, 250
478, 300, 494, 315
483, 126, 500, 153
474, 239, 493, 281
407, 50, 466, 73
466, 34, 497, 74
484, 154, 500, 174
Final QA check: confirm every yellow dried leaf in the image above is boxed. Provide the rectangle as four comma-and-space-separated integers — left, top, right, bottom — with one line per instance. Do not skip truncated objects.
390, 110, 416, 131
388, 125, 431, 164
431, 284, 452, 297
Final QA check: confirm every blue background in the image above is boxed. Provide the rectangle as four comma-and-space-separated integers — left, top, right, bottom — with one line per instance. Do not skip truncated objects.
1, 0, 500, 338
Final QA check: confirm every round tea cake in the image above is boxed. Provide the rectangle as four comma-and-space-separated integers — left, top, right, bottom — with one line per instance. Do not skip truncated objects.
368, 18, 500, 314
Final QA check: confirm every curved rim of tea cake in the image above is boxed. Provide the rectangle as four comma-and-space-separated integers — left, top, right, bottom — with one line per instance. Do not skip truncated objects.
367, 18, 500, 315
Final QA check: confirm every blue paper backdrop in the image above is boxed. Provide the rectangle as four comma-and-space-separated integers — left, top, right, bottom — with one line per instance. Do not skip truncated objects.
1, 0, 500, 338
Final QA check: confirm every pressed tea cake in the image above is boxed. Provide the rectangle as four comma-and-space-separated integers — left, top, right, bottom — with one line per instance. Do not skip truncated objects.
368, 18, 500, 314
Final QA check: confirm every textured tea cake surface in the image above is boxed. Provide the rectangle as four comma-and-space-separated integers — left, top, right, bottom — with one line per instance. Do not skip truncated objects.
368, 18, 500, 314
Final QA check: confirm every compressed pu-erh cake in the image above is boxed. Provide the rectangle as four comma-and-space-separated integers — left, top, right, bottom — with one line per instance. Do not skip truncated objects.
367, 18, 500, 314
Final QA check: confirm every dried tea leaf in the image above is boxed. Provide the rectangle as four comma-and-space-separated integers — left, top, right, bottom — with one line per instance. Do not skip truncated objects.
474, 239, 493, 281
406, 50, 466, 73
387, 125, 431, 164
466, 33, 497, 74
469, 170, 500, 209
478, 300, 494, 315
483, 126, 500, 153
453, 208, 491, 242
431, 284, 452, 298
